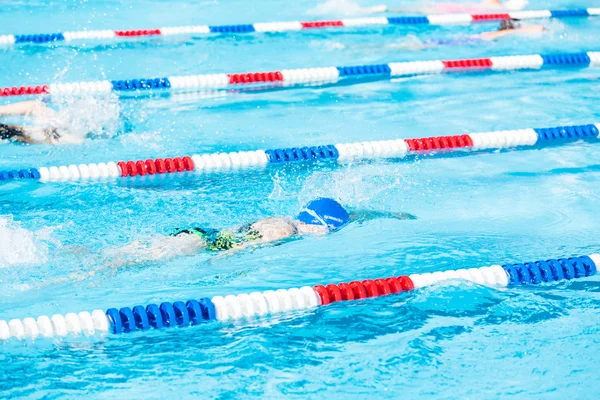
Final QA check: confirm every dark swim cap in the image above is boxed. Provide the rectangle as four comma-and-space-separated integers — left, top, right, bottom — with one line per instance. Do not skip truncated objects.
498, 18, 519, 31
296, 198, 350, 230
0, 124, 26, 140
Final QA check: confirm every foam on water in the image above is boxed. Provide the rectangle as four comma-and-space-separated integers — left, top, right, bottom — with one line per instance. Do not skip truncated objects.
28, 95, 124, 144
0, 216, 49, 268
299, 164, 409, 209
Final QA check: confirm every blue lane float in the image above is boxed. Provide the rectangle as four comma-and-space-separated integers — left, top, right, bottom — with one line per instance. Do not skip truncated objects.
0, 123, 598, 184
1, 51, 599, 98
1, 8, 598, 49
0, 254, 597, 341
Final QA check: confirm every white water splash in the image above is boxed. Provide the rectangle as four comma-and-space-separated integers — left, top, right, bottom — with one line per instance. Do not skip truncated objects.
299, 163, 409, 208
32, 94, 123, 143
0, 216, 49, 268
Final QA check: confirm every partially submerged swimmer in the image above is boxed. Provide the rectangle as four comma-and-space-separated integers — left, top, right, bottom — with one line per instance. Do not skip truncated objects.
365, 18, 544, 51
0, 100, 64, 144
128, 197, 414, 258
479, 18, 545, 41
0, 98, 123, 144
50, 198, 415, 285
438, 19, 545, 45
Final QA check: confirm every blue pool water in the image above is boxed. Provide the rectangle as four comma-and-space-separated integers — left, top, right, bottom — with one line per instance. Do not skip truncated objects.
2, 0, 600, 397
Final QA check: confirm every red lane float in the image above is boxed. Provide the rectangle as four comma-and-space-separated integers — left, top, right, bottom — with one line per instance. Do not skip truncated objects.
404, 134, 473, 152
115, 29, 162, 37
0, 85, 49, 97
300, 21, 344, 29
117, 156, 195, 177
442, 58, 494, 69
313, 275, 414, 305
471, 13, 511, 21
228, 71, 284, 85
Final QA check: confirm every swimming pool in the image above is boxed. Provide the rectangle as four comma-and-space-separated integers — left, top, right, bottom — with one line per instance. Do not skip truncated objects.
2, 0, 600, 397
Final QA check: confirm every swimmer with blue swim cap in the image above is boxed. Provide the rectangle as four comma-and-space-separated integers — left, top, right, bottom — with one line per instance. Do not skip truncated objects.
160, 197, 415, 256
166, 197, 414, 252
296, 198, 351, 231
93, 198, 410, 266
48, 198, 414, 285
168, 198, 356, 252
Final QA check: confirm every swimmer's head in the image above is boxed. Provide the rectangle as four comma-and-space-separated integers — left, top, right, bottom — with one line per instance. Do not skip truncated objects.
0, 123, 26, 141
296, 198, 350, 230
498, 18, 520, 31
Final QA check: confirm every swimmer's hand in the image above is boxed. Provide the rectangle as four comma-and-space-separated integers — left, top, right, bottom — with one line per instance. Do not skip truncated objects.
389, 212, 417, 220
29, 101, 57, 119
350, 210, 417, 223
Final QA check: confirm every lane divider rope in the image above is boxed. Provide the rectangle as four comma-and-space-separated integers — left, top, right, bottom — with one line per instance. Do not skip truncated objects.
1, 254, 597, 341
1, 51, 599, 98
1, 123, 599, 184
0, 9, 598, 48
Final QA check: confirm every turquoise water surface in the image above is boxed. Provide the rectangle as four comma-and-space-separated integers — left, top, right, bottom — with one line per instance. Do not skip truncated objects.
1, 0, 600, 397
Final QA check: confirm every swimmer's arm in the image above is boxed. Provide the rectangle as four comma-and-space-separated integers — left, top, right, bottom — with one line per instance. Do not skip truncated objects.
37, 235, 207, 288
0, 100, 52, 117
349, 210, 416, 223
0, 101, 37, 116
100, 234, 205, 268
479, 31, 512, 41
12, 134, 35, 144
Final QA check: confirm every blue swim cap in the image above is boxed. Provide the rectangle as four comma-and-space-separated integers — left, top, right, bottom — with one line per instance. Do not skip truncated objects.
296, 198, 350, 230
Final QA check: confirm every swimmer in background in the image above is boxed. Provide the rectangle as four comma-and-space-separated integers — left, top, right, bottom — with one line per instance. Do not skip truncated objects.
421, 18, 543, 49
116, 197, 414, 261
0, 97, 124, 144
478, 18, 545, 40
0, 100, 63, 144
353, 19, 544, 51
51, 198, 415, 285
